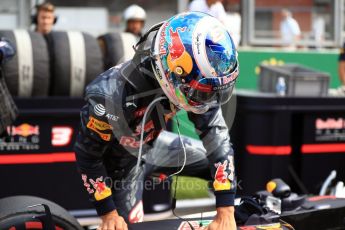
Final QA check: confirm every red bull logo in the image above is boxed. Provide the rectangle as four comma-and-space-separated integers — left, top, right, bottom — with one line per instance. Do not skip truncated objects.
167, 27, 193, 75
316, 118, 344, 130
213, 160, 231, 191
81, 174, 95, 194
90, 177, 112, 201
129, 201, 144, 223
8, 123, 39, 137
168, 27, 187, 60
94, 181, 107, 193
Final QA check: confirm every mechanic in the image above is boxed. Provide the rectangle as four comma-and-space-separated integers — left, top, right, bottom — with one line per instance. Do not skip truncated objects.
338, 42, 345, 94
123, 5, 146, 37
75, 12, 238, 230
33, 2, 57, 35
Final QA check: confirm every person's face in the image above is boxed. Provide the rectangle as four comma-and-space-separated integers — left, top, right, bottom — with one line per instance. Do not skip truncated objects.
206, 0, 219, 6
281, 11, 289, 19
37, 10, 55, 34
126, 19, 145, 36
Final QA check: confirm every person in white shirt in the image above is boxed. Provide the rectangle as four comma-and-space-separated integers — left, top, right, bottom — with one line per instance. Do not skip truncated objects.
189, 0, 227, 23
311, 15, 325, 50
280, 9, 301, 50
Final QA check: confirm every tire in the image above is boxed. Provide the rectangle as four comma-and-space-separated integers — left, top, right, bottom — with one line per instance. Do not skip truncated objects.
47, 31, 103, 97
0, 30, 50, 97
0, 196, 83, 230
98, 32, 137, 70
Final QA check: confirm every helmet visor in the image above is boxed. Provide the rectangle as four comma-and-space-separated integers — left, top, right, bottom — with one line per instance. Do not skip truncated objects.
183, 80, 235, 107
182, 65, 238, 106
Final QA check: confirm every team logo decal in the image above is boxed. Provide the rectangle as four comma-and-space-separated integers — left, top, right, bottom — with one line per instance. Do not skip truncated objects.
9, 123, 39, 137
213, 160, 231, 191
167, 27, 193, 76
93, 104, 119, 121
94, 104, 106, 116
2, 123, 40, 151
81, 175, 112, 201
87, 117, 112, 141
128, 201, 144, 223
90, 177, 112, 201
213, 156, 234, 191
88, 116, 113, 131
119, 131, 157, 148
82, 174, 95, 194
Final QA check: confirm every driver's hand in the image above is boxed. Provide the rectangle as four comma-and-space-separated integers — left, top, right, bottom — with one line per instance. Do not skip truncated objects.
98, 210, 128, 230
205, 206, 236, 230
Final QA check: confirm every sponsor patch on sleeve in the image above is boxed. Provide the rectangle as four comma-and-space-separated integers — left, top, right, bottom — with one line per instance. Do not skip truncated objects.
88, 116, 113, 130
89, 176, 112, 201
213, 158, 232, 191
87, 116, 112, 141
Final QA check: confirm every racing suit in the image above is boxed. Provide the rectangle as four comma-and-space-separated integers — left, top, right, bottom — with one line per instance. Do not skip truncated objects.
74, 60, 236, 223
0, 38, 17, 137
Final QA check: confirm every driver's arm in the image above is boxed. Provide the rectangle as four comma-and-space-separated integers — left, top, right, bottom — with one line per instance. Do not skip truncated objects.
189, 107, 236, 229
188, 107, 236, 207
74, 95, 116, 216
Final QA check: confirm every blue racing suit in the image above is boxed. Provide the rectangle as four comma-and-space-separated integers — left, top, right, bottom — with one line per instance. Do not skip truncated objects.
74, 60, 236, 223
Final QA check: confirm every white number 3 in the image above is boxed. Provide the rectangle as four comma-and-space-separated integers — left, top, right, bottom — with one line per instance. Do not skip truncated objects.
52, 126, 73, 147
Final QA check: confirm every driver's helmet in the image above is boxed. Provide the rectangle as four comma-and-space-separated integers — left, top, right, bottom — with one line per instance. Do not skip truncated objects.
151, 11, 239, 114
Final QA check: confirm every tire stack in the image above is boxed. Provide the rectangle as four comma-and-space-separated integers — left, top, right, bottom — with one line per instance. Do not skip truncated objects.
0, 30, 103, 98
98, 32, 138, 70
0, 30, 50, 97
47, 31, 103, 97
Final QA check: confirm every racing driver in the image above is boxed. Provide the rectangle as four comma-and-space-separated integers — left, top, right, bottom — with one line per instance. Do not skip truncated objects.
75, 12, 239, 230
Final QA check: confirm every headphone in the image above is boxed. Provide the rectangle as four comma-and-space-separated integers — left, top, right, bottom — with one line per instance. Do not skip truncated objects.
31, 2, 58, 25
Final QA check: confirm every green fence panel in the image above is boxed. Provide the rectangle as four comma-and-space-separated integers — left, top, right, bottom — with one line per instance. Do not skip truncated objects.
236, 49, 340, 89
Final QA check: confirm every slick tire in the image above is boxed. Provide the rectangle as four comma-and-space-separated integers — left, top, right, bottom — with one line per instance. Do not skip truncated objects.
0, 196, 83, 230
0, 30, 50, 97
47, 31, 103, 97
98, 32, 137, 70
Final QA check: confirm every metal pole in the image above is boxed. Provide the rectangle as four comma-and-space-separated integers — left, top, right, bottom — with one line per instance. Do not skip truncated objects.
241, 0, 250, 46
337, 0, 345, 46
177, 0, 189, 13
17, 0, 31, 29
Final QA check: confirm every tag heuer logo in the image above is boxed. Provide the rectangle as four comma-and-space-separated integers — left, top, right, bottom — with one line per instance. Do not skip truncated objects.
94, 104, 106, 116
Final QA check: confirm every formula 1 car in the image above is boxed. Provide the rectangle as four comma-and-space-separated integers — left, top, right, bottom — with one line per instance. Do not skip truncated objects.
1, 178, 345, 230
0, 194, 293, 230
0, 196, 82, 230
